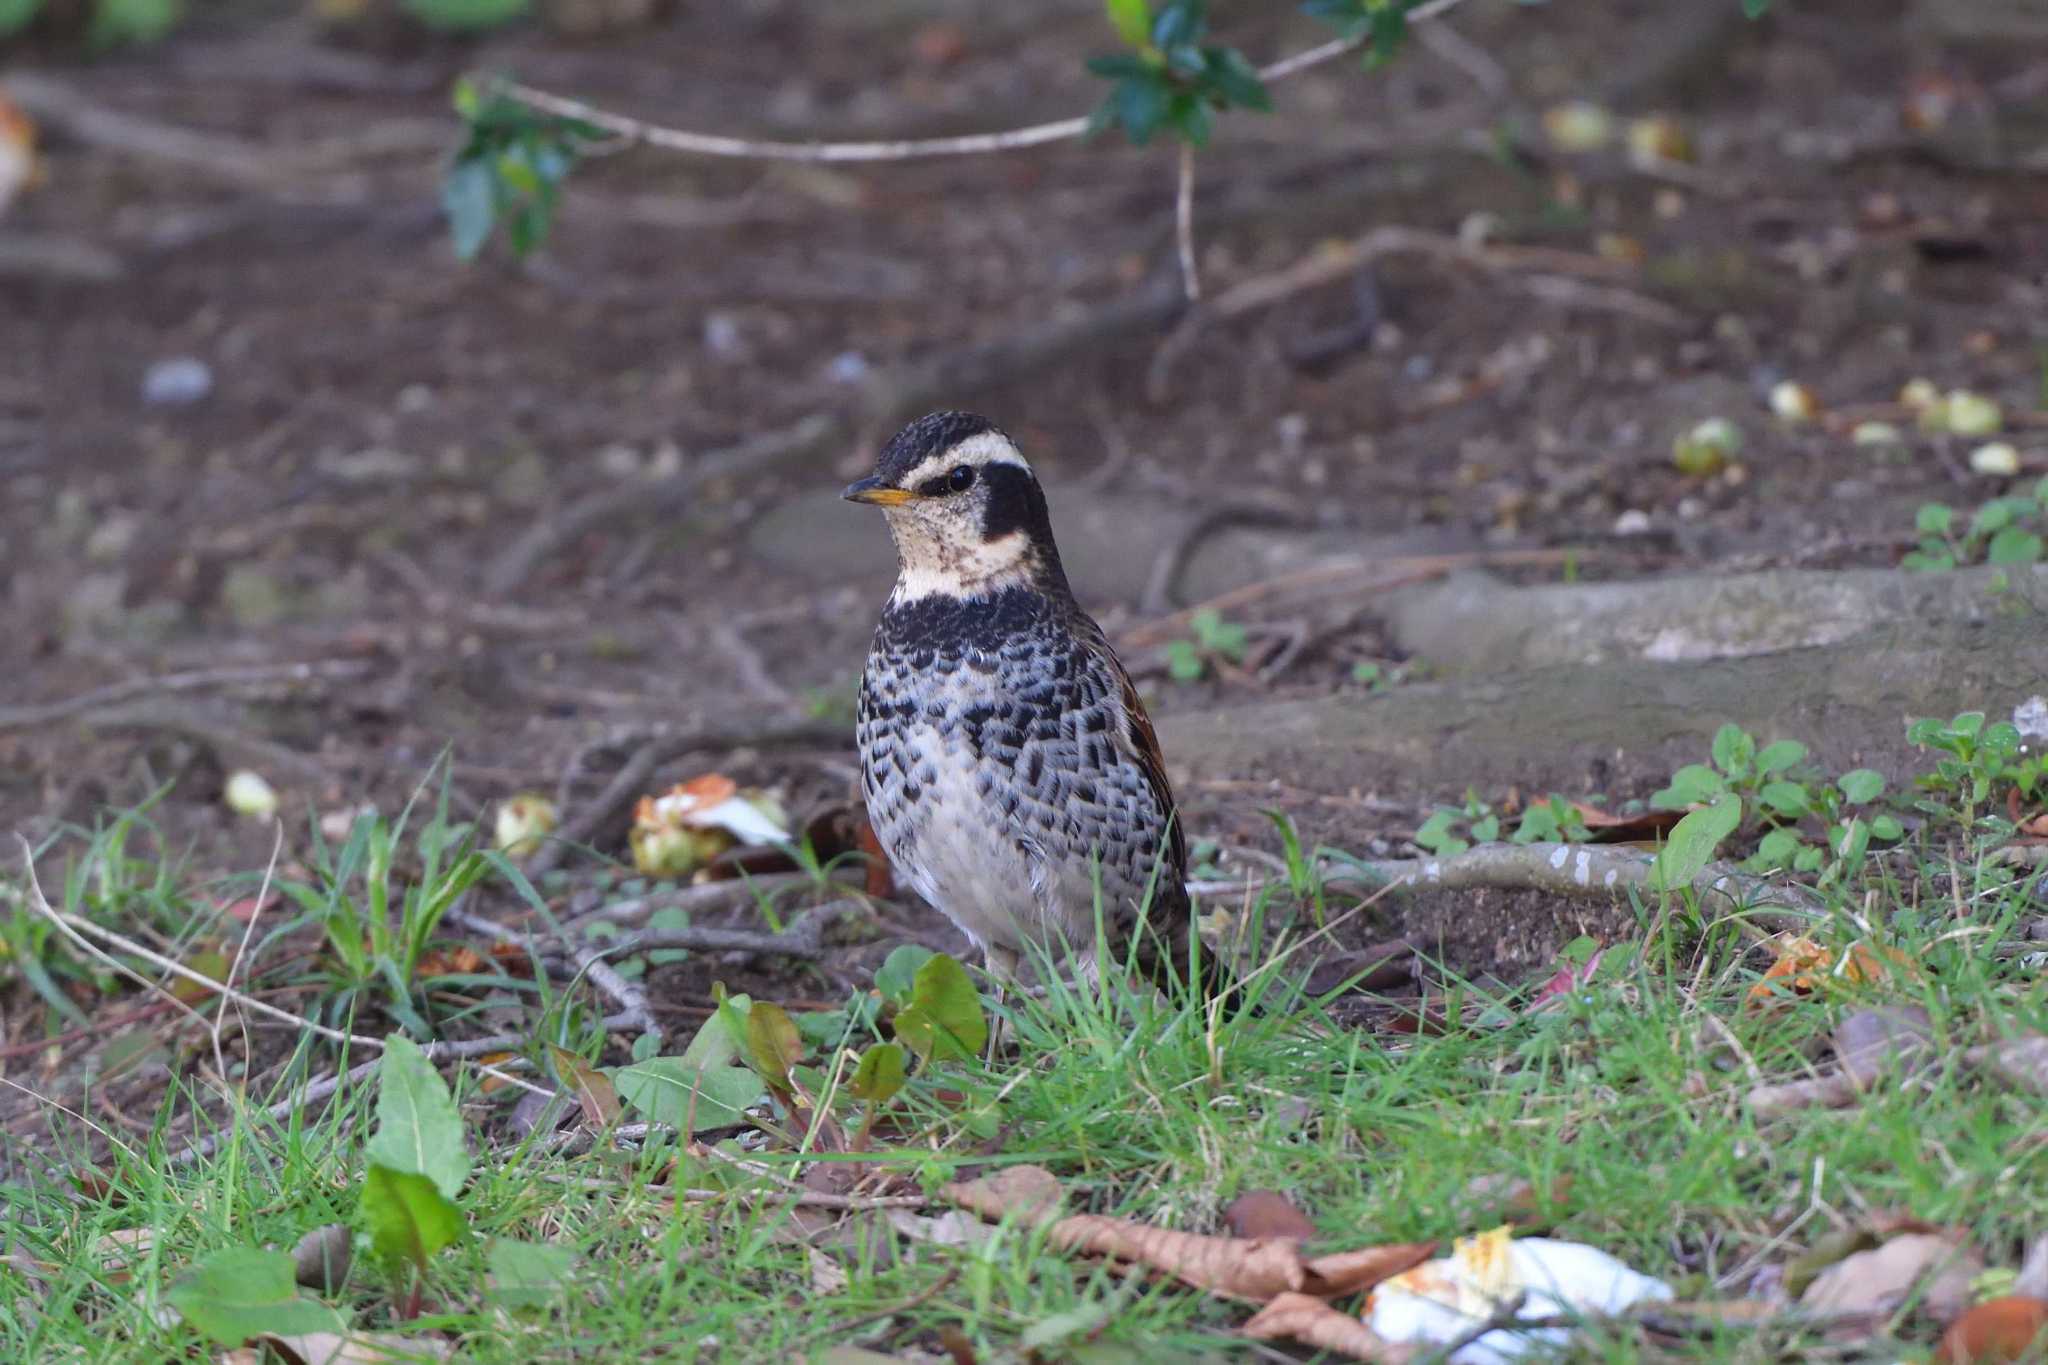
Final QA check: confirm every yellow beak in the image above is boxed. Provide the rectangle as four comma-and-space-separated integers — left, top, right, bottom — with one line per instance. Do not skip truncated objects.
842, 477, 916, 507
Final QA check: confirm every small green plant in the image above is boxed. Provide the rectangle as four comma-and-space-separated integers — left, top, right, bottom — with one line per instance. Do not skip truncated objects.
1413, 789, 1592, 857
403, 0, 528, 31
0, 0, 180, 45
1165, 607, 1248, 682
279, 776, 491, 1036
1907, 710, 2041, 829
1902, 481, 2048, 571
1350, 659, 1426, 691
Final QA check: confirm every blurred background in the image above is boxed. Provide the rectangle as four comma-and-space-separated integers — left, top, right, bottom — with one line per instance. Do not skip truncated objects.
2, 0, 2045, 900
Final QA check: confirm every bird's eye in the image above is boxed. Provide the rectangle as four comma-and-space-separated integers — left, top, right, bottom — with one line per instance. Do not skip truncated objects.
947, 465, 976, 493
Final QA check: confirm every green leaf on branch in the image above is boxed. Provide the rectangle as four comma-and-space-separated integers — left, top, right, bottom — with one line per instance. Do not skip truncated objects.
1105, 0, 1153, 50
167, 1247, 346, 1345
443, 82, 602, 261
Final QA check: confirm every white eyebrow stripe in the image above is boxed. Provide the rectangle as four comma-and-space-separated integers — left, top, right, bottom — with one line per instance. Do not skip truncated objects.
897, 431, 1031, 488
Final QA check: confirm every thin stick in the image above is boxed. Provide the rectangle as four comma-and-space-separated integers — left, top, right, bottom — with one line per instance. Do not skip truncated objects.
15, 838, 551, 1101
0, 659, 372, 730
1175, 142, 1200, 303
210, 821, 284, 1085
487, 0, 1472, 165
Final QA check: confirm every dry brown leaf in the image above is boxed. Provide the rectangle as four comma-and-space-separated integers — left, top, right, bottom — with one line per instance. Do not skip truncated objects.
2017, 811, 2048, 838
1567, 801, 1685, 841
1748, 936, 1915, 1007
475, 1052, 520, 1095
257, 1332, 447, 1364
1800, 1232, 1983, 1323
942, 1164, 1430, 1302
1939, 1297, 2048, 1362
547, 1044, 621, 1128
1969, 1035, 2048, 1097
1243, 1291, 1417, 1362
1223, 1190, 1315, 1241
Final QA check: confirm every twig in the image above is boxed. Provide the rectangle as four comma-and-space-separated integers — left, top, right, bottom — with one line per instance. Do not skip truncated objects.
482, 412, 841, 598
565, 871, 858, 930
1175, 142, 1200, 303
1147, 226, 1668, 400
487, 0, 1473, 167
15, 838, 551, 1106
0, 659, 373, 731
601, 898, 862, 961
569, 944, 662, 1049
1423, 1290, 1530, 1364
675, 1185, 929, 1210
209, 821, 284, 1086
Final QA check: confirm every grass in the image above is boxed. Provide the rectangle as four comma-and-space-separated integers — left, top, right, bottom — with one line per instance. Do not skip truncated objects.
0, 778, 2044, 1361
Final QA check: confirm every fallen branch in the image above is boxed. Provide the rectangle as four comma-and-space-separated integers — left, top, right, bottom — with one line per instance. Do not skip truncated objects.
1147, 226, 1678, 399
1312, 842, 1821, 926
0, 659, 373, 731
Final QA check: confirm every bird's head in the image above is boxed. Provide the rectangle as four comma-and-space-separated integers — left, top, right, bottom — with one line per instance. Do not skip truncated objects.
843, 411, 1065, 601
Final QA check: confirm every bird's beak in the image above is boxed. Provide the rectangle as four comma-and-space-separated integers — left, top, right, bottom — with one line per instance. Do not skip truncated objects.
842, 476, 916, 507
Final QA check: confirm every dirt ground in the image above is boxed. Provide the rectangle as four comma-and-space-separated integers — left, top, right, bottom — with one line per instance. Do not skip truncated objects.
3, 0, 2046, 1018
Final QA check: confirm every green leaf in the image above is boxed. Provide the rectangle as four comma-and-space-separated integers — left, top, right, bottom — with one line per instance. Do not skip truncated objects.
361, 1165, 465, 1273
1711, 724, 1755, 779
1793, 845, 1825, 872
1832, 818, 1871, 864
1870, 814, 1905, 841
1649, 794, 1742, 891
1150, 0, 1206, 51
1741, 0, 1769, 16
610, 1055, 764, 1133
1987, 527, 2044, 565
1651, 764, 1726, 809
1364, 0, 1411, 66
486, 1239, 575, 1309
1982, 721, 2023, 759
167, 1247, 345, 1346
1969, 499, 2018, 538
400, 0, 528, 32
892, 953, 988, 1065
851, 1042, 908, 1104
1202, 47, 1272, 110
744, 1001, 805, 1087
1837, 769, 1885, 805
366, 1036, 468, 1200
1109, 73, 1172, 144
1756, 740, 1807, 774
1105, 0, 1152, 49
1165, 639, 1205, 682
875, 945, 935, 1006
0, 0, 42, 38
1414, 809, 1461, 852
1469, 814, 1500, 844
1759, 781, 1810, 816
1751, 828, 1803, 870
89, 0, 178, 48
1951, 711, 1986, 739
442, 159, 499, 262
1915, 503, 1954, 536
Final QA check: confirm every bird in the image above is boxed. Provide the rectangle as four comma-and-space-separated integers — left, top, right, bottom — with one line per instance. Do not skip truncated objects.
846, 410, 1229, 1004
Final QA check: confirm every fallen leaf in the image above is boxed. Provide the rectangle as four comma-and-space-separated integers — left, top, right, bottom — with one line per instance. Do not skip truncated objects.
1567, 801, 1685, 841
1968, 1035, 2048, 1097
1939, 1297, 2048, 1362
257, 1331, 449, 1363
1747, 936, 1914, 1006
415, 946, 484, 978
171, 948, 232, 1005
217, 893, 280, 924
1800, 1232, 1982, 1323
1834, 1005, 1936, 1087
1531, 947, 1606, 1006
1746, 1071, 1861, 1116
1224, 1191, 1316, 1242
1459, 1174, 1576, 1231
885, 1208, 996, 1250
2018, 812, 2048, 838
474, 1052, 521, 1096
1244, 1292, 1415, 1363
942, 1164, 1430, 1301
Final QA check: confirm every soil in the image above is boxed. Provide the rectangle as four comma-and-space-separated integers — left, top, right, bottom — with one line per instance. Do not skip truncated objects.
3, 0, 2046, 1077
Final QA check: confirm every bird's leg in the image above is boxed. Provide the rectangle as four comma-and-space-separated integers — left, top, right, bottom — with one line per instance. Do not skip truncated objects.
981, 943, 1020, 1060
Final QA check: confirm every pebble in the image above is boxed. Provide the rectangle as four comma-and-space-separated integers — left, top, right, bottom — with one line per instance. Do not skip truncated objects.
141, 357, 212, 406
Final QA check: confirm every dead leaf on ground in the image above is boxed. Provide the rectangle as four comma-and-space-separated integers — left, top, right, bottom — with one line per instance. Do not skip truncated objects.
1939, 1297, 2048, 1362
1223, 1190, 1315, 1242
1800, 1232, 1983, 1324
1835, 1005, 1936, 1086
1243, 1291, 1417, 1363
1530, 946, 1607, 1007
414, 945, 483, 978
1966, 1034, 2048, 1097
547, 1044, 621, 1128
941, 1164, 1431, 1301
1459, 1173, 1575, 1230
886, 1208, 996, 1250
1568, 801, 1685, 842
257, 1332, 448, 1364
1747, 936, 1916, 1007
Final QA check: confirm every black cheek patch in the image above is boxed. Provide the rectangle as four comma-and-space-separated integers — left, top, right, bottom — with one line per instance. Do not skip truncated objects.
978, 462, 1055, 545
